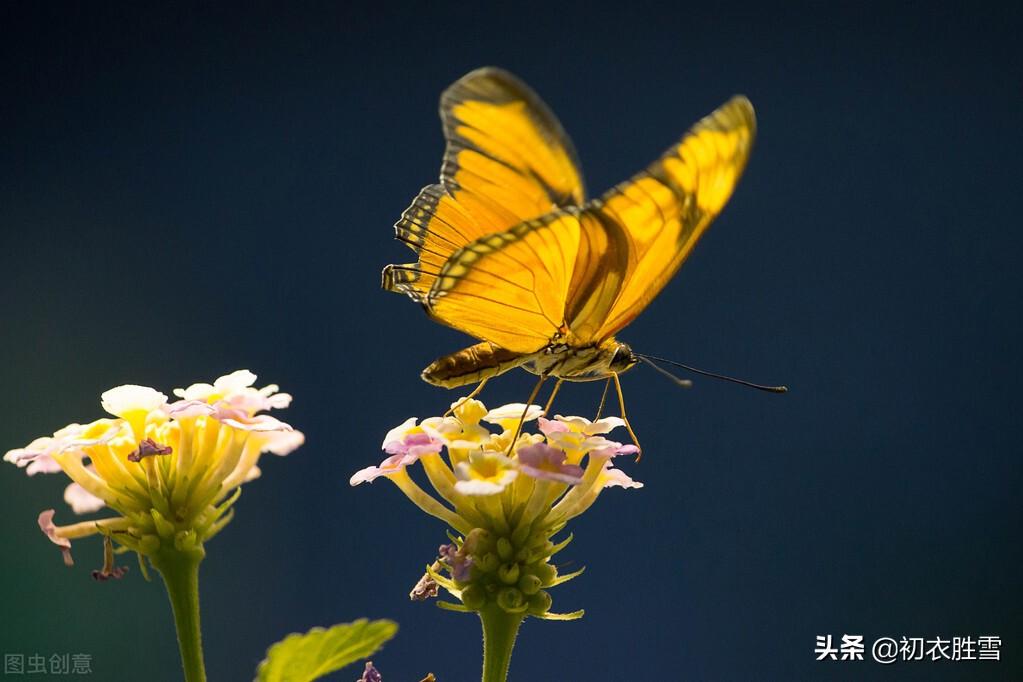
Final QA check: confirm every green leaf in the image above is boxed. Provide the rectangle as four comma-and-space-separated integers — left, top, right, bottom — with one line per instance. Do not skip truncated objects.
255, 618, 398, 682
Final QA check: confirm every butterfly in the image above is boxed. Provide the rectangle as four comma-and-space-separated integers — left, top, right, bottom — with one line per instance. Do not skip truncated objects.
383, 67, 755, 410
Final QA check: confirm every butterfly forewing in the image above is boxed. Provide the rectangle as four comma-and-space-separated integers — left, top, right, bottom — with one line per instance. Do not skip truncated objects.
383, 68, 586, 302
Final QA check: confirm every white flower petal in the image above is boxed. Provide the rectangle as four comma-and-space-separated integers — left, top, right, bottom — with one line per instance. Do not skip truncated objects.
101, 385, 167, 418
64, 481, 106, 514
213, 369, 257, 391
263, 430, 305, 456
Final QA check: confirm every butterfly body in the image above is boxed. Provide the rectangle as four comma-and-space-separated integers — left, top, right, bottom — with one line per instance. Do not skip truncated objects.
384, 68, 754, 390
421, 338, 637, 389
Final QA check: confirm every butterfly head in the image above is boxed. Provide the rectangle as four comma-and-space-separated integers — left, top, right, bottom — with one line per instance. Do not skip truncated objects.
607, 341, 639, 374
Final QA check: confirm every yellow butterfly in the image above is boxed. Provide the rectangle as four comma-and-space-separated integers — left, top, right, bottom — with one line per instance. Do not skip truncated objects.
383, 67, 756, 417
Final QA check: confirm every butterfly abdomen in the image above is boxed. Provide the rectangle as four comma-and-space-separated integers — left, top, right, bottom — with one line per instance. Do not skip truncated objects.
421, 341, 527, 388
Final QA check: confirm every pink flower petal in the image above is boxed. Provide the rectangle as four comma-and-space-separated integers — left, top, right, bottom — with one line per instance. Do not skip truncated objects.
350, 453, 418, 485
517, 443, 585, 484
537, 417, 569, 436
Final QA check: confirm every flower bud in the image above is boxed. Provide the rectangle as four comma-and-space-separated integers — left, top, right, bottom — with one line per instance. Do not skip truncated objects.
497, 562, 520, 585
496, 537, 514, 561
496, 587, 526, 613
477, 552, 499, 573
527, 590, 553, 616
461, 583, 486, 610
533, 562, 557, 586
518, 573, 542, 595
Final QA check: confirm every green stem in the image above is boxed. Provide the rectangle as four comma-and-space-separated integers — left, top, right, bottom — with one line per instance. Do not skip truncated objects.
479, 606, 524, 682
152, 546, 207, 682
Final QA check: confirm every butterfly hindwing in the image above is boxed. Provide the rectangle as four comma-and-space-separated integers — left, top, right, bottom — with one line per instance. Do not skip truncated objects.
383, 68, 586, 302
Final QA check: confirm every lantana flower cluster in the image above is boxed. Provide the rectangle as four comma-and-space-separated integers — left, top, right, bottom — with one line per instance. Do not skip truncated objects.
4, 370, 303, 574
351, 398, 642, 619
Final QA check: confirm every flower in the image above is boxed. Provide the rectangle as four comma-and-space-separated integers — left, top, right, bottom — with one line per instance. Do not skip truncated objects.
453, 451, 518, 495
5, 370, 303, 572
352, 399, 642, 620
517, 443, 584, 485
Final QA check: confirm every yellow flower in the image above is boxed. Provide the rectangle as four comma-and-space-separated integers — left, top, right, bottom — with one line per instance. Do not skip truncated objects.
351, 397, 641, 620
5, 371, 303, 573
454, 451, 519, 495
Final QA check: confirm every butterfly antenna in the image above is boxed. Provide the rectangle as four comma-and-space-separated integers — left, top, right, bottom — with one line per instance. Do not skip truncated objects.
636, 355, 693, 388
637, 354, 788, 394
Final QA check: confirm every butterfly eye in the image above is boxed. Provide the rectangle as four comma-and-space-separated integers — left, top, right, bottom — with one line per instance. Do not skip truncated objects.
610, 344, 637, 372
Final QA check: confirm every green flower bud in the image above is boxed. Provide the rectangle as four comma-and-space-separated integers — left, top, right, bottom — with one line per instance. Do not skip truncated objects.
518, 573, 542, 595
477, 552, 499, 573
464, 527, 491, 554
497, 562, 520, 585
527, 590, 553, 616
533, 561, 557, 586
496, 587, 527, 613
461, 583, 487, 610
496, 536, 514, 561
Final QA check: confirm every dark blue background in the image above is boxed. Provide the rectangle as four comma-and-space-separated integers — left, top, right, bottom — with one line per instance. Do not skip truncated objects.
2, 2, 1020, 680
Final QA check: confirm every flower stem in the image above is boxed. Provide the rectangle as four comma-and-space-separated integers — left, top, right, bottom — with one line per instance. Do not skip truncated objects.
152, 546, 207, 682
479, 606, 524, 682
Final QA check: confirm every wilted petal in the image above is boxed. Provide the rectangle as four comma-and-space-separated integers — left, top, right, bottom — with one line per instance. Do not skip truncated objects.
438, 543, 473, 581
38, 509, 73, 566
357, 662, 382, 682
126, 438, 173, 462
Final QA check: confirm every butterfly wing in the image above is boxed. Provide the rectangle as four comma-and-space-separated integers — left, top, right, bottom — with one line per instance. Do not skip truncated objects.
571, 95, 756, 340
425, 210, 585, 353
383, 67, 586, 302
423, 96, 755, 352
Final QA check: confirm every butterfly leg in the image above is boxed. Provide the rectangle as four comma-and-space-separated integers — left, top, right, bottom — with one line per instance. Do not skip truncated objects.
443, 378, 489, 417
543, 378, 564, 416
594, 378, 611, 420
612, 372, 642, 461
506, 374, 547, 455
